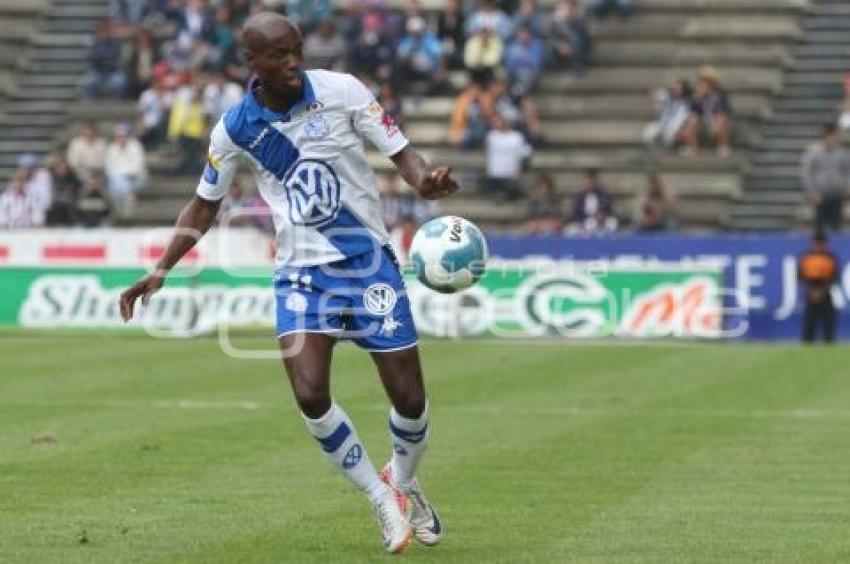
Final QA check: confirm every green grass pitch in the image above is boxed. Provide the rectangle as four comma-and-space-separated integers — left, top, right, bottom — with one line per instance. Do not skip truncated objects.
2, 333, 850, 563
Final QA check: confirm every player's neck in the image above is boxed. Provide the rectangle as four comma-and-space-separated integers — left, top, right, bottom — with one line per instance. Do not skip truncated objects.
256, 82, 303, 115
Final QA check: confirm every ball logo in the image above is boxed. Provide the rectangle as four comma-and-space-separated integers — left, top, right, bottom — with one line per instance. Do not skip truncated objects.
283, 159, 341, 227
364, 283, 397, 316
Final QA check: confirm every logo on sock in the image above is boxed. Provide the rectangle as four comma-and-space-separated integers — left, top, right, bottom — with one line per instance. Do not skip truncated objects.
342, 444, 363, 469
392, 442, 408, 456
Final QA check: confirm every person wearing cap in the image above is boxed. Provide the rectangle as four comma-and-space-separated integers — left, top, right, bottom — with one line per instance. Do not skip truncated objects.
396, 16, 445, 91
798, 233, 841, 343
680, 65, 734, 157
105, 122, 148, 221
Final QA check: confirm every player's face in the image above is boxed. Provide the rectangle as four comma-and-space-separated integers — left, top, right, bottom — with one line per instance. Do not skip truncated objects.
247, 31, 304, 99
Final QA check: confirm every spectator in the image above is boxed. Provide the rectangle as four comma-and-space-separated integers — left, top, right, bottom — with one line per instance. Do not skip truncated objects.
137, 73, 174, 148
350, 12, 395, 81
0, 169, 47, 228
680, 66, 733, 157
209, 5, 238, 72
504, 26, 545, 97
490, 79, 542, 144
379, 83, 405, 132
568, 168, 618, 234
105, 123, 148, 221
14, 153, 52, 214
448, 71, 495, 148
127, 29, 159, 97
286, 0, 333, 34
110, 0, 145, 23
485, 115, 532, 201
46, 155, 82, 226
179, 0, 217, 45
67, 121, 107, 179
203, 75, 244, 124
523, 174, 564, 234
82, 20, 127, 98
633, 173, 677, 232
512, 0, 545, 38
219, 177, 272, 230
550, 0, 592, 77
798, 233, 840, 343
76, 171, 112, 228
396, 16, 445, 92
463, 26, 504, 71
467, 0, 513, 41
643, 79, 692, 150
437, 0, 465, 69
591, 0, 633, 19
801, 123, 850, 233
303, 17, 346, 71
840, 72, 850, 131
168, 83, 208, 174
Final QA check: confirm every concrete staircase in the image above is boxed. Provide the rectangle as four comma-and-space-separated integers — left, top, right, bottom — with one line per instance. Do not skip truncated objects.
0, 0, 109, 181
734, 0, 850, 232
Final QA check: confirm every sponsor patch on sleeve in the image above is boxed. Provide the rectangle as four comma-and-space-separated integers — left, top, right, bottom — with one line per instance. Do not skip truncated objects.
203, 154, 221, 184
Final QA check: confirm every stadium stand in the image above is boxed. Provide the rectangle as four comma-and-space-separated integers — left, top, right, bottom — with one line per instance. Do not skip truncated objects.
0, 0, 823, 232
735, 0, 850, 232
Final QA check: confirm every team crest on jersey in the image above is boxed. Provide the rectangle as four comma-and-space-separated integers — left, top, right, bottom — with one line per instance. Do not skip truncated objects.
308, 101, 325, 112
364, 283, 397, 316
303, 114, 330, 140
283, 159, 341, 226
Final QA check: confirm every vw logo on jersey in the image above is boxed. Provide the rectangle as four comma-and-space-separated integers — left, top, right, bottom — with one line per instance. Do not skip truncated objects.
303, 114, 330, 140
283, 159, 341, 227
364, 283, 397, 316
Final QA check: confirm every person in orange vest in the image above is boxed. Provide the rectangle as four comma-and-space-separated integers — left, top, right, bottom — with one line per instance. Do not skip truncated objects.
798, 233, 841, 343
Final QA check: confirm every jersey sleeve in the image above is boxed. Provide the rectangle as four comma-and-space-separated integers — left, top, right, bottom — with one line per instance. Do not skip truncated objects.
196, 119, 243, 201
345, 74, 409, 157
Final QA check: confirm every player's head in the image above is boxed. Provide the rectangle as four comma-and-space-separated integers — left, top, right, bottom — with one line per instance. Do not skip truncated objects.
242, 12, 303, 99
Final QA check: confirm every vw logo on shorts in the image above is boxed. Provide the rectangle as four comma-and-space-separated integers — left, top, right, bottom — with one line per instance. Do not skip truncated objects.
364, 283, 397, 316
283, 159, 341, 227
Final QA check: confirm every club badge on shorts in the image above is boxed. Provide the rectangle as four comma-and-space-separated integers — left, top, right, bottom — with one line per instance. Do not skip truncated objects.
364, 283, 397, 316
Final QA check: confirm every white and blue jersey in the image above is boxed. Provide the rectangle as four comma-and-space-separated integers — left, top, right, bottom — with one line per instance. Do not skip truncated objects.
196, 70, 417, 350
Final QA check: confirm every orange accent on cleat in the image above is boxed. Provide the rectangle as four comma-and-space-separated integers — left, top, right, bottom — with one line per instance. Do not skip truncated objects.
380, 462, 409, 516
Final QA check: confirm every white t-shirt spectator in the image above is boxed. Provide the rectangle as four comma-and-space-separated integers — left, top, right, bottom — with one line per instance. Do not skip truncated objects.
138, 87, 174, 130
67, 135, 107, 178
486, 129, 532, 178
105, 138, 147, 179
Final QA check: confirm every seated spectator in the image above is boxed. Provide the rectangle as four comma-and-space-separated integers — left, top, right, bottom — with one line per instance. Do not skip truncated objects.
46, 155, 82, 226
379, 83, 405, 131
179, 0, 217, 45
379, 172, 439, 229
105, 123, 148, 221
76, 171, 111, 228
633, 173, 677, 232
839, 72, 850, 131
209, 5, 238, 72
0, 168, 47, 228
489, 79, 542, 145
127, 29, 159, 97
303, 17, 346, 71
485, 115, 532, 201
110, 0, 145, 23
203, 75, 244, 124
396, 16, 445, 92
82, 20, 127, 98
137, 72, 174, 149
466, 0, 513, 41
513, 0, 545, 38
448, 71, 495, 148
463, 26, 504, 71
437, 0, 465, 69
67, 121, 107, 179
168, 83, 208, 174
568, 168, 618, 235
550, 0, 592, 77
643, 79, 692, 150
219, 178, 272, 230
680, 66, 733, 157
504, 26, 545, 97
349, 12, 395, 82
591, 0, 633, 19
15, 153, 52, 214
523, 174, 564, 234
286, 0, 333, 34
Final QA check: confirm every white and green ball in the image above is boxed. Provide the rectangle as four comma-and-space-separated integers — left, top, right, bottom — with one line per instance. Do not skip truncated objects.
410, 216, 489, 293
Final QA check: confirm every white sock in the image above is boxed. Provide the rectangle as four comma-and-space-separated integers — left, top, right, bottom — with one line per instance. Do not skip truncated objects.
389, 400, 430, 488
303, 401, 388, 504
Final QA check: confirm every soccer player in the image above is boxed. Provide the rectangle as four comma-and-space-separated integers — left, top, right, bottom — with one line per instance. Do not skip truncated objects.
118, 13, 457, 554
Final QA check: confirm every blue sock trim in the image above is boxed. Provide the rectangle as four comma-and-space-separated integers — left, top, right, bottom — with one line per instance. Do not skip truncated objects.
317, 421, 351, 453
389, 420, 428, 444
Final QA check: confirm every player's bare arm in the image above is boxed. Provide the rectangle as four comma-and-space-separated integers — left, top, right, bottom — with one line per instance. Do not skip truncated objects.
119, 195, 221, 321
391, 146, 459, 200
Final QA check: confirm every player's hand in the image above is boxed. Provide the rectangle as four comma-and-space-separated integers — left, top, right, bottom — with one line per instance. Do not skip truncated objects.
119, 273, 166, 322
419, 166, 459, 200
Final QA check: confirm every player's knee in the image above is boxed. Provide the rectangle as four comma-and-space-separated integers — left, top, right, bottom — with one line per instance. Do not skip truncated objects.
394, 388, 426, 419
294, 386, 331, 419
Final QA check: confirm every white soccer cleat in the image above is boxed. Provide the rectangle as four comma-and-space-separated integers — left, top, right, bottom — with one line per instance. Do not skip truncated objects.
380, 463, 444, 546
373, 489, 414, 554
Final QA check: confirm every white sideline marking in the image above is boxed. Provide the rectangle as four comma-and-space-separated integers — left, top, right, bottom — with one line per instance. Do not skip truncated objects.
153, 400, 263, 410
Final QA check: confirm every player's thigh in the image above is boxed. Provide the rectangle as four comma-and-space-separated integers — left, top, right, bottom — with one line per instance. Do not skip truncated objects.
371, 345, 427, 418
278, 332, 336, 416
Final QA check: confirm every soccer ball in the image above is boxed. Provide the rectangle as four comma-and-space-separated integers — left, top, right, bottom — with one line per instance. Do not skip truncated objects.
409, 216, 488, 293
